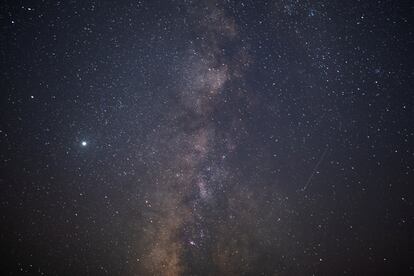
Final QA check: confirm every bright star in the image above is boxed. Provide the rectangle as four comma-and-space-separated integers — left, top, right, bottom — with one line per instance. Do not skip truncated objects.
81, 141, 88, 147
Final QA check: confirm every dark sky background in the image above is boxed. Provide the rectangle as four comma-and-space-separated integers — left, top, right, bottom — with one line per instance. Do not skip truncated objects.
1, 0, 413, 275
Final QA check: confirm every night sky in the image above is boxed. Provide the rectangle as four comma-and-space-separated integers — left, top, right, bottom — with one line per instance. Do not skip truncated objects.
1, 0, 413, 275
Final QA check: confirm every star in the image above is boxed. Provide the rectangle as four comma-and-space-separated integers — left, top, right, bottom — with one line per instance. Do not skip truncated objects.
1, 1, 411, 275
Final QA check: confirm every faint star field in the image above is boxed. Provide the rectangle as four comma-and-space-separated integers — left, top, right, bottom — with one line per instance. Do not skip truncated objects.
0, 0, 413, 275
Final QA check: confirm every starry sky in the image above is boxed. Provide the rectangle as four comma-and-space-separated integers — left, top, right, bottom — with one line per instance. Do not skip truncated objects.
1, 0, 413, 275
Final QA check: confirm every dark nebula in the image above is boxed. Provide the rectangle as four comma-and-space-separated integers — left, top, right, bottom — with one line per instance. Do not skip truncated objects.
1, 0, 413, 275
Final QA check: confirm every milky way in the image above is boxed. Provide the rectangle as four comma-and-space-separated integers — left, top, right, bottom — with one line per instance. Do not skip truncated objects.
136, 3, 256, 274
1, 0, 413, 275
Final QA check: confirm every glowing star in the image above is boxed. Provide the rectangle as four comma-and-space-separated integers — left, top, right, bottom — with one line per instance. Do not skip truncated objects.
81, 141, 88, 147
